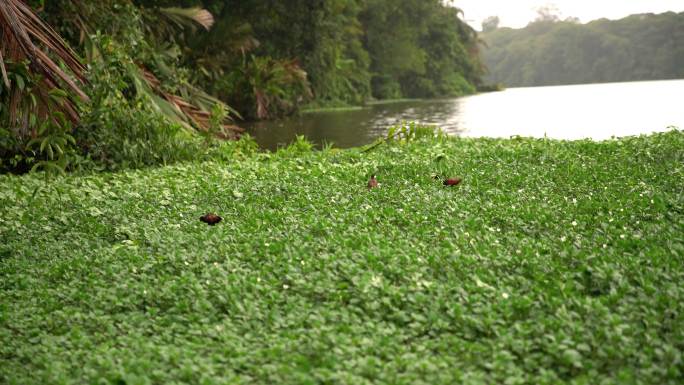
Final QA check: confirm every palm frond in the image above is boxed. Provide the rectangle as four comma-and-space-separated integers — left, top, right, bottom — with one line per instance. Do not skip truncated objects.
0, 0, 88, 135
158, 7, 214, 31
138, 66, 243, 138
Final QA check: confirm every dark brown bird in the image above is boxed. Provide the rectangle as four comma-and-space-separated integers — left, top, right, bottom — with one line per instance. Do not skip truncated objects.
443, 177, 462, 187
200, 213, 222, 225
367, 174, 379, 189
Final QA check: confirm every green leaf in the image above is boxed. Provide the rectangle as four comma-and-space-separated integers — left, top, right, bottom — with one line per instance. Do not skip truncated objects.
15, 75, 25, 90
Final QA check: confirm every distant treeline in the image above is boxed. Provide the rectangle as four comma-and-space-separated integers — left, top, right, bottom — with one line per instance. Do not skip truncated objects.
482, 12, 684, 87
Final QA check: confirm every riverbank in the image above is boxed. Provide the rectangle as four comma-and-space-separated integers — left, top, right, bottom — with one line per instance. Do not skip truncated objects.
1, 130, 683, 384
300, 98, 425, 114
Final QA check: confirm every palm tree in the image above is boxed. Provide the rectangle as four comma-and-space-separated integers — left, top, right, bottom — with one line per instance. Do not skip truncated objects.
63, 0, 243, 136
2, 0, 242, 141
0, 0, 88, 139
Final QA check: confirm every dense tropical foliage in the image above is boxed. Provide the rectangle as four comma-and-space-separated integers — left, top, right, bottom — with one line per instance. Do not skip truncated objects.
152, 0, 484, 114
2, 0, 242, 173
482, 12, 684, 87
0, 0, 483, 173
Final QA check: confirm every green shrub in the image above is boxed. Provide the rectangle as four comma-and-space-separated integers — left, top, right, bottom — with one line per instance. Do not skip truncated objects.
75, 101, 202, 171
207, 134, 260, 162
443, 72, 476, 96
68, 37, 210, 171
275, 135, 315, 157
371, 75, 403, 100
0, 60, 84, 174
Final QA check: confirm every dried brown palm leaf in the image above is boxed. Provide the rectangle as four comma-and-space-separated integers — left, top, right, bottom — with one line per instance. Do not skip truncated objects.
60, 1, 240, 139
138, 66, 243, 138
0, 0, 88, 135
158, 7, 214, 31
0, 47, 10, 87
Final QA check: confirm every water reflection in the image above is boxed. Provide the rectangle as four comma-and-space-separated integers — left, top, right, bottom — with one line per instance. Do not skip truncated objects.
245, 79, 684, 151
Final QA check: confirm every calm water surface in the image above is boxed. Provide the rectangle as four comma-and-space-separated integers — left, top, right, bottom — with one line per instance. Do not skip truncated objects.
245, 79, 684, 150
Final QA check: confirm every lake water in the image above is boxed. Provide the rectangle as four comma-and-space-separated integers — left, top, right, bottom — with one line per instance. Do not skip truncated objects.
245, 79, 684, 150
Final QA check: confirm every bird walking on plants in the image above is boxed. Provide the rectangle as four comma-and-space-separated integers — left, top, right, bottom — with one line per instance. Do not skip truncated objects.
443, 177, 462, 187
367, 174, 379, 189
200, 213, 222, 225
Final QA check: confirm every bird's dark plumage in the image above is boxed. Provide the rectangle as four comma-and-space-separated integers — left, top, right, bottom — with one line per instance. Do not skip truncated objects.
200, 213, 222, 225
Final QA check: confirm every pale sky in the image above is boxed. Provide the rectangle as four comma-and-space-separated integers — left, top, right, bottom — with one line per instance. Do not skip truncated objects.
449, 0, 684, 30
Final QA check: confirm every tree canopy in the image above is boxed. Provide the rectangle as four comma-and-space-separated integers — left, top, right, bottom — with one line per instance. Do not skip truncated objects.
164, 0, 484, 115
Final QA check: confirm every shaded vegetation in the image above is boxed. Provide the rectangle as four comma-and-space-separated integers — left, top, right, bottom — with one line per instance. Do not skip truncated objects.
482, 12, 684, 87
2, 0, 241, 173
1, 0, 483, 173
2, 130, 684, 384
361, 1, 482, 99
171, 0, 484, 114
